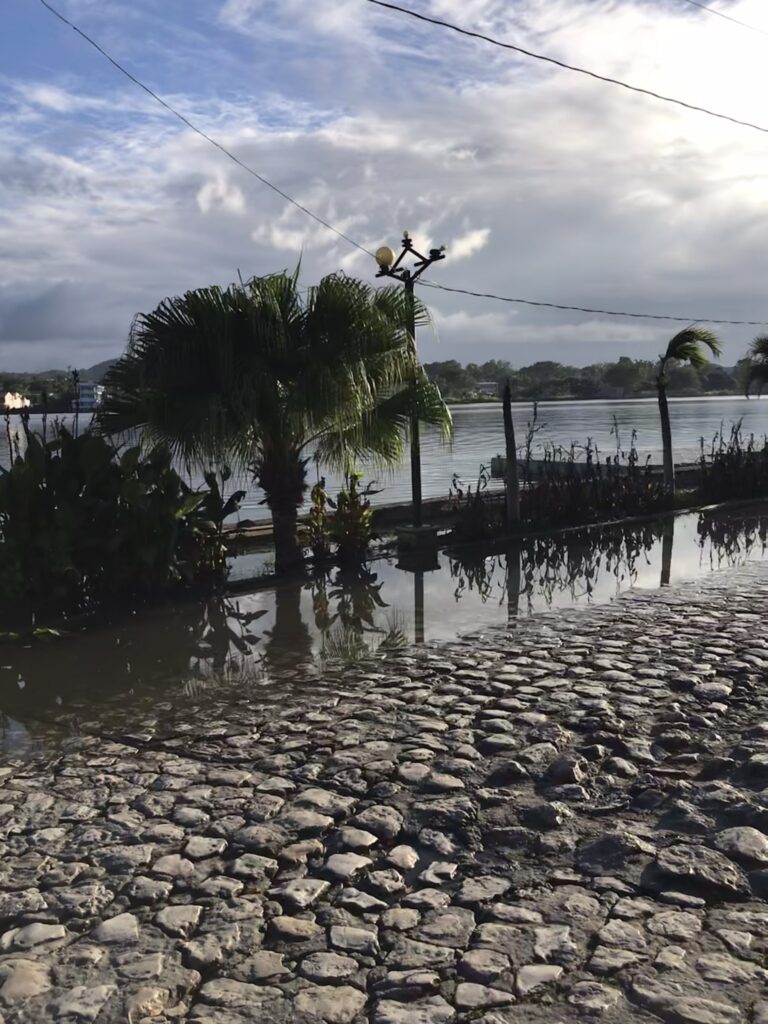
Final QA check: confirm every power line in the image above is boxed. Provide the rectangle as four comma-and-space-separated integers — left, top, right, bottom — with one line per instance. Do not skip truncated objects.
38, 0, 375, 258
33, 0, 768, 329
680, 0, 768, 37
420, 281, 768, 326
367, 0, 768, 137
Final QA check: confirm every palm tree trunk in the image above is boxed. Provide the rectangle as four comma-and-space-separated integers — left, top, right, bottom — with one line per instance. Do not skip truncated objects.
657, 379, 675, 495
269, 502, 304, 574
259, 448, 308, 575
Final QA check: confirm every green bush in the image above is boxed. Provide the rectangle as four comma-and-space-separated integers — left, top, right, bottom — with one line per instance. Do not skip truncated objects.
0, 423, 238, 622
330, 472, 379, 565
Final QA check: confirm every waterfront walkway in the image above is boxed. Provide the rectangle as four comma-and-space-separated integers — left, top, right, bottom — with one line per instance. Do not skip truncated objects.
2, 566, 768, 1023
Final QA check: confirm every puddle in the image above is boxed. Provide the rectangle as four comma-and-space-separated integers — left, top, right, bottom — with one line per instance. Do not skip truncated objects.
1, 503, 766, 757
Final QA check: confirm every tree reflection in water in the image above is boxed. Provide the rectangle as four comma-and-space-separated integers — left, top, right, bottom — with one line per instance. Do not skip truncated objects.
184, 597, 270, 695
449, 521, 664, 622
5, 506, 768, 751
697, 509, 768, 570
308, 566, 408, 664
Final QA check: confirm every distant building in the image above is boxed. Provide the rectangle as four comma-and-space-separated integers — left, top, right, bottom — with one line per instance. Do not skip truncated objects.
476, 381, 499, 397
72, 381, 105, 413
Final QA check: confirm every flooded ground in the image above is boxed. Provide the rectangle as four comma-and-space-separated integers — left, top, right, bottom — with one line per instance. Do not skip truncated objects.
1, 501, 767, 757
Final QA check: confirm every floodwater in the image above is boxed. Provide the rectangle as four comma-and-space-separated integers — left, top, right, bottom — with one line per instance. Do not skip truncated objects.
3, 396, 767, 521
1, 502, 767, 757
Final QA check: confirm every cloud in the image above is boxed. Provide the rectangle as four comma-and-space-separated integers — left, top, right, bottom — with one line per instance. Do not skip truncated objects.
17, 84, 106, 114
2, 0, 768, 370
197, 174, 246, 214
449, 227, 491, 262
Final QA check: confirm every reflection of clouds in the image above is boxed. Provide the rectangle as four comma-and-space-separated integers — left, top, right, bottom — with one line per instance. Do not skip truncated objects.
3, 506, 768, 758
0, 713, 41, 759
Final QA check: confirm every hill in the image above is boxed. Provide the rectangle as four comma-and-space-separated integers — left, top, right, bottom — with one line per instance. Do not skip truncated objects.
80, 359, 117, 382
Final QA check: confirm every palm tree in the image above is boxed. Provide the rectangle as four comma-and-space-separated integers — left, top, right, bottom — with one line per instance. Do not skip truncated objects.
100, 270, 451, 573
744, 335, 768, 396
656, 327, 721, 494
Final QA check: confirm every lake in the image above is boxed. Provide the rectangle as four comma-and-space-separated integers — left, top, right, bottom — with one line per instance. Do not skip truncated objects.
3, 395, 766, 521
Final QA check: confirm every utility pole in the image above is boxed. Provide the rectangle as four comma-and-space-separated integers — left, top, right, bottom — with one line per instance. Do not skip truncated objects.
502, 379, 520, 529
374, 232, 445, 528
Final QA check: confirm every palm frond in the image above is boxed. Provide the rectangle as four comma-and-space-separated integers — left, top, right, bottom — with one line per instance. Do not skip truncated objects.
745, 333, 768, 396
314, 374, 452, 472
663, 327, 722, 371
99, 270, 446, 485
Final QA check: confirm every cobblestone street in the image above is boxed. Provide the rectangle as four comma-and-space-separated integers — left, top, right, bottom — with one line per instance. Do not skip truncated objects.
2, 564, 768, 1023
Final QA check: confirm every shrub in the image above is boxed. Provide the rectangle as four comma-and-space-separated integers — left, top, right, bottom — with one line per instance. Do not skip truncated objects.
0, 422, 238, 622
330, 472, 380, 565
698, 422, 768, 503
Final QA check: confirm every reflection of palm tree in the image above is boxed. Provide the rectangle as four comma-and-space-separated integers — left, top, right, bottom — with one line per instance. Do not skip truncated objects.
660, 516, 675, 586
322, 613, 408, 663
266, 582, 313, 676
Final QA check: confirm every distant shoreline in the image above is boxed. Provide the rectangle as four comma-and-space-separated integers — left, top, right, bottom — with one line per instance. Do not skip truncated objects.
445, 391, 755, 407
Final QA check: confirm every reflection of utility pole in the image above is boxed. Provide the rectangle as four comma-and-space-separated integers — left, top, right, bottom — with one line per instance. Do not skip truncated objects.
397, 547, 440, 645
660, 516, 675, 586
506, 540, 522, 628
414, 569, 425, 645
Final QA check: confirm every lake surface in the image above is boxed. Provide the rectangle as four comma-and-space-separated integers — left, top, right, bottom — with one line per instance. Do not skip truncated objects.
2, 501, 767, 758
3, 397, 766, 521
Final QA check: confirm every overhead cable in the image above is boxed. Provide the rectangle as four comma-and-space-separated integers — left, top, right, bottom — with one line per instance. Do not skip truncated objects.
420, 281, 768, 326
680, 0, 768, 37
38, 0, 375, 257
367, 0, 768, 136
34, 0, 768, 328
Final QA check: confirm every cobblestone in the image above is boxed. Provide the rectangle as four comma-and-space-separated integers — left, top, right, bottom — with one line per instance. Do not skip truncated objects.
3, 565, 768, 1020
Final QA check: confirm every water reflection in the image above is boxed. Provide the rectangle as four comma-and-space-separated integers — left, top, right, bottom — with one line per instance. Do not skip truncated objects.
309, 566, 408, 663
2, 503, 768, 755
448, 520, 667, 619
661, 517, 674, 586
697, 508, 768, 568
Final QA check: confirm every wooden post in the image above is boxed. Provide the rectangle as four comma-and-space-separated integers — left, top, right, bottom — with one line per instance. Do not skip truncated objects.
503, 379, 520, 529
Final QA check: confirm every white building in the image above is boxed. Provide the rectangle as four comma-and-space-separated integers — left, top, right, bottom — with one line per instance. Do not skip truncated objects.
73, 382, 105, 413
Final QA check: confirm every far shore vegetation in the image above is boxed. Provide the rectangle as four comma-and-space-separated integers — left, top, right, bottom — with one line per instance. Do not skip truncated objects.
424, 355, 749, 402
2, 354, 753, 414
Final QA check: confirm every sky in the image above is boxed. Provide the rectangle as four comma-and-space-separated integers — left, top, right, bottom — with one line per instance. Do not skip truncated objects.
2, 0, 768, 371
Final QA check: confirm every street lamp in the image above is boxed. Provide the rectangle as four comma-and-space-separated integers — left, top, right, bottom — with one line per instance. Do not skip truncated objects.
374, 232, 445, 528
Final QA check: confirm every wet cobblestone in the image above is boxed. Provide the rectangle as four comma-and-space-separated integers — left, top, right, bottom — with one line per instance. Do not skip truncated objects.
2, 565, 768, 1021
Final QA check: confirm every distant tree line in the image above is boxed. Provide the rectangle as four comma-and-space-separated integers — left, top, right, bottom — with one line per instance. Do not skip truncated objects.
1, 372, 75, 413
423, 356, 748, 402
1, 361, 115, 413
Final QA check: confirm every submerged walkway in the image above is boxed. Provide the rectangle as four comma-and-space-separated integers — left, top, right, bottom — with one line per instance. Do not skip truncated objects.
2, 567, 768, 1023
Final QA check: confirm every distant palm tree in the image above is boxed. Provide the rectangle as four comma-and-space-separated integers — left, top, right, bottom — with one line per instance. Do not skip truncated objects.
744, 334, 768, 396
100, 270, 451, 572
656, 328, 721, 494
